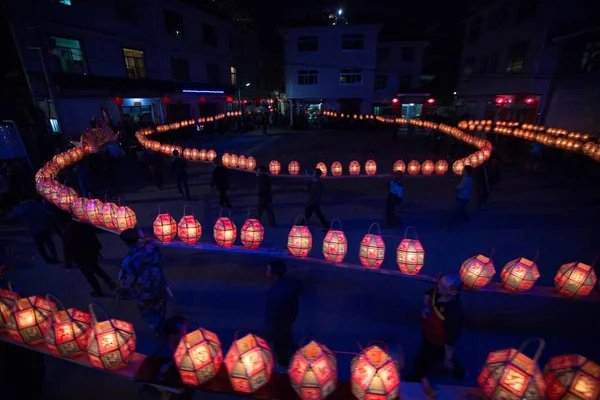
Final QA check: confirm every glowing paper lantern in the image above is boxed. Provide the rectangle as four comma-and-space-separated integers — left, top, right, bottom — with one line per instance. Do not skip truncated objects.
87, 304, 136, 371
101, 201, 118, 230
316, 162, 327, 177
191, 148, 200, 161
5, 296, 55, 345
469, 153, 479, 167
53, 153, 67, 169
407, 160, 420, 176
153, 210, 177, 243
393, 160, 405, 173
421, 160, 434, 175
288, 217, 312, 258
349, 160, 361, 175
269, 160, 281, 175
229, 154, 239, 168
224, 332, 273, 393
71, 197, 88, 221
246, 156, 256, 171
359, 223, 386, 269
554, 261, 597, 298
501, 256, 540, 292
85, 197, 104, 226
435, 160, 448, 175
289, 340, 338, 399
178, 209, 202, 245
49, 181, 63, 205
44, 295, 91, 358
288, 160, 300, 175
222, 153, 231, 167
57, 187, 77, 211
113, 204, 137, 231
396, 226, 425, 275
453, 160, 465, 175
459, 253, 496, 289
0, 284, 19, 332
351, 344, 400, 400
478, 341, 546, 400
213, 210, 237, 248
544, 354, 600, 400
322, 221, 347, 263
365, 158, 377, 176
240, 217, 264, 250
183, 148, 192, 160
331, 161, 342, 176
199, 149, 208, 161
174, 327, 223, 386
207, 149, 217, 162
238, 155, 247, 169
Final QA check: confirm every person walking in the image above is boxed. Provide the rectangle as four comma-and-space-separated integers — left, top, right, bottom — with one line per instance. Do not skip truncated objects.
476, 162, 490, 210
148, 149, 163, 190
211, 160, 232, 209
63, 220, 116, 297
256, 165, 276, 227
265, 260, 303, 367
304, 169, 329, 229
9, 195, 59, 264
443, 165, 473, 230
118, 229, 168, 334
171, 150, 190, 199
405, 274, 466, 399
386, 170, 404, 228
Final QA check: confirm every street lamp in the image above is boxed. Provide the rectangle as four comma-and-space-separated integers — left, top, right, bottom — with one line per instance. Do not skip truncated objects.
238, 83, 251, 111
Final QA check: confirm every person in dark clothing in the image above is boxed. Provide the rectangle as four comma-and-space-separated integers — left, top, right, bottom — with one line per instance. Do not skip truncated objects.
64, 220, 116, 297
148, 149, 163, 189
304, 169, 329, 229
386, 170, 404, 228
256, 165, 276, 227
211, 160, 232, 209
264, 260, 303, 367
171, 150, 190, 199
476, 162, 490, 209
405, 274, 466, 399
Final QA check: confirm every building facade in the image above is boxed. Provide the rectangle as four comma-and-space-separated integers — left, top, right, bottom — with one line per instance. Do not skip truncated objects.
6, 0, 268, 136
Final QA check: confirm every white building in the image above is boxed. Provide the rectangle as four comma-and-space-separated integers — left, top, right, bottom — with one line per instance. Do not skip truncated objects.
280, 24, 427, 117
6, 0, 267, 136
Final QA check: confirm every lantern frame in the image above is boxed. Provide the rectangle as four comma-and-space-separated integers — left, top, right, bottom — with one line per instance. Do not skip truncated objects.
213, 208, 237, 248
500, 251, 541, 292
359, 223, 386, 269
0, 282, 19, 332
5, 296, 55, 345
238, 155, 247, 169
452, 160, 465, 175
288, 160, 300, 175
407, 160, 421, 176
222, 152, 231, 167
153, 206, 177, 243
84, 197, 104, 226
240, 211, 264, 250
113, 202, 137, 231
71, 196, 88, 221
315, 162, 327, 177
459, 249, 496, 289
322, 219, 348, 263
224, 331, 274, 394
421, 160, 435, 175
174, 324, 223, 386
178, 206, 202, 245
229, 153, 239, 168
288, 216, 312, 258
365, 154, 377, 176
101, 197, 119, 230
207, 149, 217, 162
554, 260, 598, 298
58, 187, 78, 212
44, 294, 91, 358
396, 226, 425, 275
331, 161, 343, 176
544, 354, 600, 400
350, 343, 400, 400
434, 160, 448, 175
288, 339, 338, 400
393, 160, 405, 173
246, 156, 256, 171
269, 160, 281, 175
349, 160, 361, 175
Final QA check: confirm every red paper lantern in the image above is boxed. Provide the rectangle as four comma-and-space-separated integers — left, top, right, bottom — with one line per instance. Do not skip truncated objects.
554, 261, 597, 298
207, 149, 217, 162
460, 253, 496, 289
183, 148, 192, 160
453, 160, 465, 175
365, 159, 377, 176
349, 160, 361, 175
435, 160, 448, 175
316, 162, 327, 177
114, 204, 137, 231
113, 96, 124, 105
161, 96, 171, 104
421, 160, 434, 175
544, 354, 600, 400
478, 341, 546, 400
331, 161, 343, 176
53, 154, 67, 169
58, 187, 77, 211
240, 218, 264, 250
288, 160, 300, 175
87, 304, 136, 371
221, 153, 231, 167
224, 332, 273, 393
229, 154, 239, 168
101, 201, 118, 230
238, 155, 247, 169
246, 156, 256, 171
174, 327, 223, 386
85, 198, 104, 226
49, 181, 63, 205
359, 223, 386, 269
288, 217, 312, 258
71, 197, 88, 221
5, 296, 55, 345
351, 344, 400, 400
44, 296, 91, 358
269, 160, 281, 175
0, 284, 19, 332
501, 256, 540, 292
393, 160, 405, 173
153, 211, 177, 243
213, 210, 237, 248
407, 160, 420, 176
396, 226, 425, 275
190, 148, 200, 161
289, 340, 338, 399
322, 221, 347, 263
199, 149, 208, 161
178, 211, 202, 245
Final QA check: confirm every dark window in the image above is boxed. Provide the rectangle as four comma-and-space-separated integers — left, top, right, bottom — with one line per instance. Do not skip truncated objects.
479, 55, 489, 73
377, 47, 390, 62
206, 63, 220, 83
202, 23, 217, 47
463, 57, 475, 76
164, 9, 184, 38
375, 74, 387, 90
297, 35, 318, 51
297, 70, 318, 85
517, 1, 537, 22
581, 42, 600, 72
468, 17, 482, 44
506, 41, 528, 73
171, 57, 189, 81
489, 53, 499, 72
401, 47, 415, 62
399, 74, 412, 89
114, 0, 134, 22
341, 34, 364, 50
340, 68, 362, 84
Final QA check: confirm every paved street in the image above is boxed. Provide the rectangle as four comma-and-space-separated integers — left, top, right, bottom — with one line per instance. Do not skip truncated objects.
2, 127, 600, 399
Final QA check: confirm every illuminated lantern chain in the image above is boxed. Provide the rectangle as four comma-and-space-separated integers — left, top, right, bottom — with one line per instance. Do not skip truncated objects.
207, 149, 217, 162
407, 160, 420, 176
554, 261, 597, 298
393, 160, 405, 173
269, 160, 281, 175
153, 210, 177, 243
199, 149, 208, 161
49, 181, 62, 205
213, 210, 237, 248
478, 340, 546, 400
435, 160, 448, 175
174, 327, 223, 386
178, 211, 202, 245
238, 155, 247, 169
421, 160, 434, 175
288, 160, 300, 175
460, 253, 496, 289
222, 153, 231, 167
322, 220, 348, 263
350, 344, 400, 400
396, 226, 425, 275
288, 340, 338, 399
544, 354, 600, 400
229, 154, 239, 168
87, 304, 136, 371
316, 162, 327, 177
224, 333, 273, 393
240, 216, 264, 250
5, 296, 55, 345
453, 160, 465, 176
359, 223, 386, 269
85, 197, 104, 226
365, 158, 377, 176
101, 201, 119, 230
71, 197, 88, 221
288, 217, 312, 258
349, 160, 361, 175
0, 284, 19, 332
331, 161, 343, 176
114, 204, 137, 231
501, 255, 541, 292
58, 187, 78, 211
44, 295, 91, 358
246, 156, 257, 171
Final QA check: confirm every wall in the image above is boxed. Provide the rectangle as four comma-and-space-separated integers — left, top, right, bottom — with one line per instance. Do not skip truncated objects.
545, 74, 600, 134
58, 98, 121, 136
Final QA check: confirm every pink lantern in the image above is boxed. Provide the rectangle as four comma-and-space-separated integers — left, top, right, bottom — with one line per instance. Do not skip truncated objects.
57, 187, 78, 211
71, 197, 88, 221
178, 207, 202, 245
322, 220, 347, 263
459, 251, 496, 289
213, 209, 237, 248
288, 216, 312, 258
240, 212, 264, 250
113, 203, 137, 231
396, 226, 425, 275
101, 196, 118, 230
316, 162, 327, 177
359, 223, 386, 269
84, 197, 104, 226
153, 207, 177, 243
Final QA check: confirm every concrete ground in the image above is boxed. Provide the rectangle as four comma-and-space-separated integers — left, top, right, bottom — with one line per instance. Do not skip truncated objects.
1, 127, 600, 399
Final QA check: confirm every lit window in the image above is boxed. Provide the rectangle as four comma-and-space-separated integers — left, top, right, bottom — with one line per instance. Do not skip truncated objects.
50, 37, 86, 74
54, 0, 71, 5
340, 68, 362, 84
123, 48, 146, 78
230, 66, 237, 85
297, 70, 318, 85
50, 119, 60, 133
